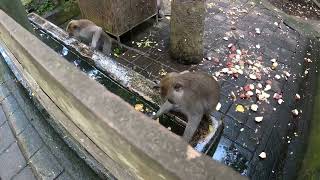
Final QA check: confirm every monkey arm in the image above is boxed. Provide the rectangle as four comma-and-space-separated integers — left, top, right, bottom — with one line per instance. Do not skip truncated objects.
152, 100, 174, 120
90, 26, 103, 49
183, 113, 202, 142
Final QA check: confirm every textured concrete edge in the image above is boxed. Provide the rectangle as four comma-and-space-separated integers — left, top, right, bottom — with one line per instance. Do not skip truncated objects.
260, 0, 320, 178
281, 38, 320, 179
0, 41, 114, 179
27, 13, 223, 148
0, 10, 246, 180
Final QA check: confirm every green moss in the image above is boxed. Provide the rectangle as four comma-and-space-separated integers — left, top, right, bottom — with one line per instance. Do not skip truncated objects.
25, 0, 57, 15
62, 0, 78, 13
298, 76, 320, 179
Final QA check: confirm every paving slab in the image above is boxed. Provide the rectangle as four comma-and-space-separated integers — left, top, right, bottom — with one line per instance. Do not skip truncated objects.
0, 143, 26, 180
0, 122, 15, 154
12, 166, 37, 180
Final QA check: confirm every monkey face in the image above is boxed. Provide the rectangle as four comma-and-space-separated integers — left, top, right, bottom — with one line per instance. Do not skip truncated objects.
66, 21, 79, 37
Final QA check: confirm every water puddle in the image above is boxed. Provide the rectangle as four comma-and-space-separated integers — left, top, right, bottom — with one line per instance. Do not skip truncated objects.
211, 136, 249, 175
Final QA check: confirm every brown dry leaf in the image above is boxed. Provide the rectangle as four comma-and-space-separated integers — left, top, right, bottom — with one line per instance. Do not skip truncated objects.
134, 104, 144, 112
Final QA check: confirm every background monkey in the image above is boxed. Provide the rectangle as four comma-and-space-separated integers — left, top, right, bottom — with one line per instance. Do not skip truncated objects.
153, 71, 220, 142
66, 19, 112, 55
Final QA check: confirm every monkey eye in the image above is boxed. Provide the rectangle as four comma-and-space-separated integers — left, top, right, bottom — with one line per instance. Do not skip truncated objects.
174, 83, 182, 91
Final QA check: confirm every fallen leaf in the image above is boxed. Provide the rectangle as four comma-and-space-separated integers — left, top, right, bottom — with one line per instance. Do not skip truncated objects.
209, 125, 214, 132
292, 109, 299, 116
246, 91, 254, 97
249, 74, 257, 80
216, 102, 222, 111
134, 104, 144, 112
272, 62, 278, 70
251, 104, 258, 112
255, 28, 261, 34
255, 116, 263, 123
236, 104, 245, 113
264, 84, 271, 91
278, 99, 284, 105
273, 93, 283, 100
259, 152, 267, 159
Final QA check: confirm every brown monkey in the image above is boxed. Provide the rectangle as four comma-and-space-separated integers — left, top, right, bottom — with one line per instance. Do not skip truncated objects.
153, 71, 220, 142
66, 19, 112, 55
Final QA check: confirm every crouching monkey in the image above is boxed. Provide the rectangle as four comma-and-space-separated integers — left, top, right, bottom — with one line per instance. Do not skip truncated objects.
153, 71, 220, 142
66, 19, 112, 55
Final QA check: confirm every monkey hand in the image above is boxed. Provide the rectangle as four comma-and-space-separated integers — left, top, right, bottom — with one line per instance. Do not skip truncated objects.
89, 46, 95, 52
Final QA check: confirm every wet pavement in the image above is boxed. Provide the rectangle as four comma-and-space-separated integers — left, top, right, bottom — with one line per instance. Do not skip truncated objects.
107, 0, 319, 179
0, 54, 99, 179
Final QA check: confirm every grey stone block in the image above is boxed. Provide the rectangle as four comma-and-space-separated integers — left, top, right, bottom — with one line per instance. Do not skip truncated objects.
12, 166, 36, 180
0, 84, 10, 102
0, 122, 15, 153
8, 109, 30, 135
0, 143, 26, 180
55, 172, 73, 180
11, 89, 38, 122
2, 95, 20, 117
29, 146, 63, 180
17, 125, 43, 159
0, 106, 7, 126
0, 59, 14, 84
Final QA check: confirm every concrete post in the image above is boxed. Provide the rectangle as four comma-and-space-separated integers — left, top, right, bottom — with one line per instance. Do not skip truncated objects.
169, 0, 205, 64
0, 0, 33, 33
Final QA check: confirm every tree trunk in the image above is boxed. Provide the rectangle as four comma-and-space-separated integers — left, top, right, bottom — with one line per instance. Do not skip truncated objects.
169, 0, 205, 64
0, 0, 34, 33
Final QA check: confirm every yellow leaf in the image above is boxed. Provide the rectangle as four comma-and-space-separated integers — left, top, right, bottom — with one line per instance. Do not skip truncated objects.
134, 104, 144, 112
236, 104, 245, 113
209, 125, 213, 132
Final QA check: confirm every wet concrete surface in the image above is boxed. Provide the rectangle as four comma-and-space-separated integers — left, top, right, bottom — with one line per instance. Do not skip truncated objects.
85, 0, 319, 179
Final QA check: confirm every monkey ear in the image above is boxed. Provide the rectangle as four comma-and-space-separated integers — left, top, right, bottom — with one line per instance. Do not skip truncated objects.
72, 24, 79, 29
174, 82, 183, 91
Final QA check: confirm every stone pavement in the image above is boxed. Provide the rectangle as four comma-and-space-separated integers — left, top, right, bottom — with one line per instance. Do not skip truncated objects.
108, 0, 319, 179
0, 55, 100, 180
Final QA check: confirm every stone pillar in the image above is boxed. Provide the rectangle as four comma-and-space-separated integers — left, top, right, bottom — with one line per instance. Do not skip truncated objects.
0, 0, 33, 33
169, 0, 205, 64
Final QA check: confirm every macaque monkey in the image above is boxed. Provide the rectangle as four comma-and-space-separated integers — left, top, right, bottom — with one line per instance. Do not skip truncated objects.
66, 19, 112, 55
153, 71, 220, 142
157, 0, 165, 18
